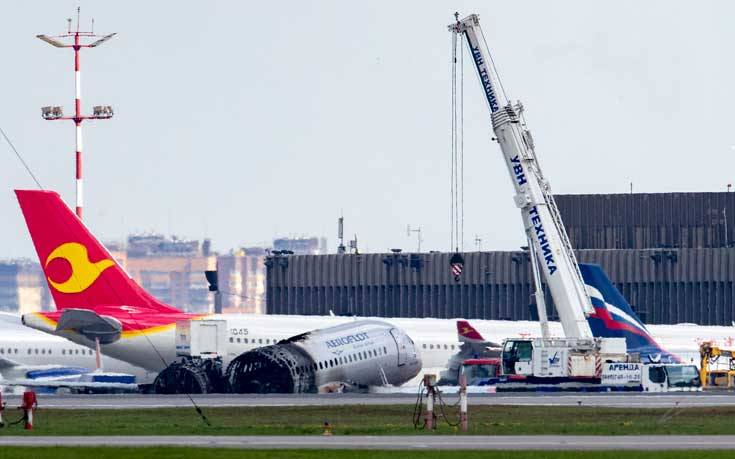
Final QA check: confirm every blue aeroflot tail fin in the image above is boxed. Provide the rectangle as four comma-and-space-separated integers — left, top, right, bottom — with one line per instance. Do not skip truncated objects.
579, 263, 681, 364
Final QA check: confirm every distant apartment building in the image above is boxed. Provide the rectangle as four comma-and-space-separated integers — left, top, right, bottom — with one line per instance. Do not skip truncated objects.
118, 235, 268, 314
127, 234, 205, 258
0, 233, 270, 315
273, 237, 327, 255
0, 260, 52, 314
118, 236, 306, 313
121, 234, 216, 314
216, 246, 267, 314
104, 240, 127, 269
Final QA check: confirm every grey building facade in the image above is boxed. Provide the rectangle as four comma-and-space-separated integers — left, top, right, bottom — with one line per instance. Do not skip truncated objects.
555, 192, 735, 250
266, 192, 735, 326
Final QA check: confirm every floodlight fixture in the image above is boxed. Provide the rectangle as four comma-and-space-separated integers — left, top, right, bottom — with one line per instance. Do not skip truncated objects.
37, 7, 116, 220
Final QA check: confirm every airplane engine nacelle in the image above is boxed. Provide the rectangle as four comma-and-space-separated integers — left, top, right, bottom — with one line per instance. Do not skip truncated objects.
225, 342, 316, 394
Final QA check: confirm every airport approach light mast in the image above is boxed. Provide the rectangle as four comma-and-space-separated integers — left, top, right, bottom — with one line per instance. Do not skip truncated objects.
449, 13, 594, 339
38, 8, 116, 220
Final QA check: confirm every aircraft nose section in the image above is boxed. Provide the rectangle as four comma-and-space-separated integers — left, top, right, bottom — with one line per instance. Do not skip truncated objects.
414, 354, 423, 372
404, 332, 422, 379
407, 353, 423, 381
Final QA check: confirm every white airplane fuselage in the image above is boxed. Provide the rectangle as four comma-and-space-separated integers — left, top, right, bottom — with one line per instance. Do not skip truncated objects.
24, 312, 732, 383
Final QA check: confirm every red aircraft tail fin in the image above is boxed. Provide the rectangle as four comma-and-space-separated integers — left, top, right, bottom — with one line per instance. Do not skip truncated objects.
457, 320, 485, 343
15, 189, 181, 314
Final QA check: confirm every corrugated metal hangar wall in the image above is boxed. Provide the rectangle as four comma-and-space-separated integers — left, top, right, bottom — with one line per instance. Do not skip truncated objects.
266, 192, 735, 325
555, 192, 735, 249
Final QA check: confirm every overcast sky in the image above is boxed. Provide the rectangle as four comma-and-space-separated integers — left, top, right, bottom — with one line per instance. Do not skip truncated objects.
2, 1, 734, 259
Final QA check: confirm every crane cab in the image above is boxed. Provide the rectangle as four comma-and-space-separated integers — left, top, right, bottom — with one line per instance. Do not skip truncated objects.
642, 364, 701, 392
501, 339, 533, 375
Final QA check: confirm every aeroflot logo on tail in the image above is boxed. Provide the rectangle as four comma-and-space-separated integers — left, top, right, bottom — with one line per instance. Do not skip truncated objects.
45, 242, 114, 293
325, 332, 369, 349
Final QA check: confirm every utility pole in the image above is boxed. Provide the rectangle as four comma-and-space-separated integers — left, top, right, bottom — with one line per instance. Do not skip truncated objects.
38, 8, 116, 219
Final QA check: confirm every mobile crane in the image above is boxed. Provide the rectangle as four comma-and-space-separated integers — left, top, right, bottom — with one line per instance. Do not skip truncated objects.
448, 13, 619, 383
449, 13, 593, 340
446, 15, 703, 392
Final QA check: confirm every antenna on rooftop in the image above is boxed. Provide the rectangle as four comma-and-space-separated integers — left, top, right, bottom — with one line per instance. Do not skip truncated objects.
337, 216, 346, 254
407, 224, 422, 253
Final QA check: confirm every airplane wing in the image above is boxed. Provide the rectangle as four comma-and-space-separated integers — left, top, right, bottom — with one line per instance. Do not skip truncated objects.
1, 365, 138, 394
4, 379, 138, 393
0, 312, 22, 326
0, 354, 19, 370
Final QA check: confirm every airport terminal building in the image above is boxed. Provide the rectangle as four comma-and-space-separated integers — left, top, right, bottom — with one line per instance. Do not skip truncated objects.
266, 192, 735, 326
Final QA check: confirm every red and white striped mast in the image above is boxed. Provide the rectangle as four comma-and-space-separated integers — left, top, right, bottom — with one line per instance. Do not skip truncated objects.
38, 8, 116, 220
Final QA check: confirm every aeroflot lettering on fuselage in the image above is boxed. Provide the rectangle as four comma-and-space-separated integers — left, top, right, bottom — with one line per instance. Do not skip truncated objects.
325, 332, 369, 349
469, 43, 499, 112
529, 206, 557, 276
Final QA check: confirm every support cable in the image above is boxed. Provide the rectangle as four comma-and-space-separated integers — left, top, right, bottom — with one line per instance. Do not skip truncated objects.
450, 30, 465, 252
459, 33, 465, 252
478, 26, 510, 105
412, 381, 463, 429
450, 31, 458, 251
1, 126, 43, 189
478, 27, 589, 299
436, 390, 461, 427
412, 380, 426, 429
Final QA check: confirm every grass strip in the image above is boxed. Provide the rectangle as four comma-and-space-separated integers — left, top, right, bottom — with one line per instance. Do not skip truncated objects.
3, 448, 735, 459
1, 405, 734, 436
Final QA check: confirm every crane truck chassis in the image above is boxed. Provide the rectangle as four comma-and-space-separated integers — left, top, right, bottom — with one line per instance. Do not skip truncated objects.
457, 338, 700, 392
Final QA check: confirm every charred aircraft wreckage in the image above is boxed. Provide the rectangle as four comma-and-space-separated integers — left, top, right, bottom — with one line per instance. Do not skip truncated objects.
153, 320, 422, 394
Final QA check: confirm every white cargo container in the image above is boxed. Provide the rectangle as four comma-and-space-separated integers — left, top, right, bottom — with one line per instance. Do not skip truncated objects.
175, 319, 227, 358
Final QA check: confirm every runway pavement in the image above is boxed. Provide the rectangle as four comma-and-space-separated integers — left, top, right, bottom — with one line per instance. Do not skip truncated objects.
1, 435, 735, 449
3, 392, 735, 409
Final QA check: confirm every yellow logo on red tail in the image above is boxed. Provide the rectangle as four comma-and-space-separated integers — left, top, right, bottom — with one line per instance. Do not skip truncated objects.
45, 242, 114, 294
